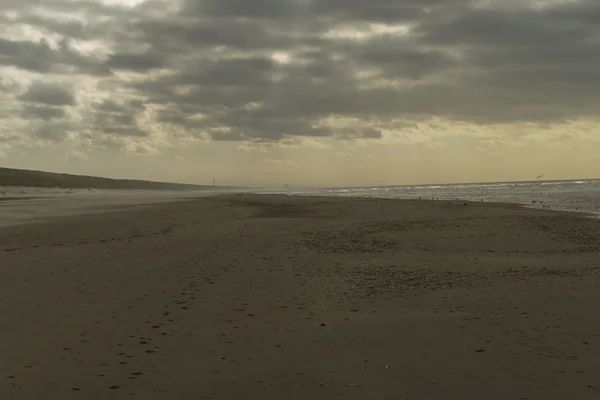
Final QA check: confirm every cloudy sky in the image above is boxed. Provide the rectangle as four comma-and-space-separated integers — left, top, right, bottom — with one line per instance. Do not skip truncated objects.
1, 0, 599, 186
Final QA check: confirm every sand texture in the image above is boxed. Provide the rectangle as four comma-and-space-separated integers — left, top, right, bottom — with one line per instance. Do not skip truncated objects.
1, 194, 600, 399
0, 188, 229, 228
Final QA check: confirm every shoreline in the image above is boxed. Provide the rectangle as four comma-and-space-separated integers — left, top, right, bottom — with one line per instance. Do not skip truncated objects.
285, 191, 600, 219
285, 191, 595, 217
3, 180, 599, 220
2, 190, 599, 231
0, 191, 591, 229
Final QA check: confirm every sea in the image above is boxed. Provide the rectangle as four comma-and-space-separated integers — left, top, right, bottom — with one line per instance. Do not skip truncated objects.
281, 179, 600, 217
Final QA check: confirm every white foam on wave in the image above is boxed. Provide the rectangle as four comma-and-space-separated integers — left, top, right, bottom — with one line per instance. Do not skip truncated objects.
285, 180, 600, 216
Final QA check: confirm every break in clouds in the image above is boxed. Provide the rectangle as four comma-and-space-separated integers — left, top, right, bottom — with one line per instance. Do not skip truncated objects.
1, 0, 600, 151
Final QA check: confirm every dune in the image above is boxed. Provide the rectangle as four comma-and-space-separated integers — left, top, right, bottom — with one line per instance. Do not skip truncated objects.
0, 166, 233, 191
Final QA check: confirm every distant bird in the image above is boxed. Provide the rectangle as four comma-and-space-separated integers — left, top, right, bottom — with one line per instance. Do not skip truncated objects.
536, 175, 544, 180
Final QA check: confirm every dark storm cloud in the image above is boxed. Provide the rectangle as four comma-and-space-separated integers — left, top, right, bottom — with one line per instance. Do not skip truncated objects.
188, 0, 469, 23
310, 0, 471, 23
332, 35, 458, 80
19, 82, 75, 106
1, 0, 145, 20
106, 52, 166, 71
124, 0, 600, 142
21, 104, 66, 120
33, 121, 73, 142
186, 0, 296, 20
4, 0, 600, 144
412, 4, 591, 48
166, 56, 277, 88
101, 125, 148, 137
208, 109, 334, 141
94, 112, 136, 127
545, 0, 600, 24
131, 16, 307, 54
0, 13, 112, 42
87, 99, 149, 138
0, 37, 110, 76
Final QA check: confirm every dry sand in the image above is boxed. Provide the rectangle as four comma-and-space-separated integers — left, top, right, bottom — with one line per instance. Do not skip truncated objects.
0, 187, 226, 228
1, 194, 599, 399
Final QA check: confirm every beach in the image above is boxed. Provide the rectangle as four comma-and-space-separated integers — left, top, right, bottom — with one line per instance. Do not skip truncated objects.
0, 187, 224, 228
1, 194, 599, 399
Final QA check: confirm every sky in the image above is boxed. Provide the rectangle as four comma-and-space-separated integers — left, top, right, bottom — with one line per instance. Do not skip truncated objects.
1, 0, 599, 187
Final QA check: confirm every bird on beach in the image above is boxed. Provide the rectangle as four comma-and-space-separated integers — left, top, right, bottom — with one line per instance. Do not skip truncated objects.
536, 175, 544, 180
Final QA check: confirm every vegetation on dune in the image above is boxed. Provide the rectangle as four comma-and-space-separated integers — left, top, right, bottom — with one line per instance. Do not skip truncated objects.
0, 167, 219, 190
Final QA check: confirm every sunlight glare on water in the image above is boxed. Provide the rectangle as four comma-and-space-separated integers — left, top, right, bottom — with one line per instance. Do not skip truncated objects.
284, 180, 600, 216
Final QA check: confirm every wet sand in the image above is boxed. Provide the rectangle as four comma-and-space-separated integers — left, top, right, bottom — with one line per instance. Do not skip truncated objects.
1, 194, 599, 399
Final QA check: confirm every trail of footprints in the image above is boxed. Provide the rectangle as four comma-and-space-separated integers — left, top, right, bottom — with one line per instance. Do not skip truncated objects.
2, 224, 177, 253
52, 268, 208, 395
6, 250, 331, 396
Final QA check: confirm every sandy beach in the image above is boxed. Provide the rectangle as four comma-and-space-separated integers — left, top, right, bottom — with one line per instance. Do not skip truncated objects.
1, 194, 599, 399
0, 187, 226, 228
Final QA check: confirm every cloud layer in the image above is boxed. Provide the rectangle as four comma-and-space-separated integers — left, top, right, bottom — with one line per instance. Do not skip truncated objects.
1, 0, 599, 156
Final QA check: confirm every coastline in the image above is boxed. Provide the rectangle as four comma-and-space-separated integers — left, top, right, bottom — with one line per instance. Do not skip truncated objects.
285, 191, 600, 219
1, 194, 599, 399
